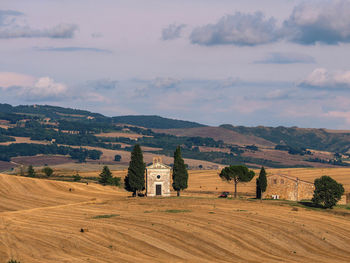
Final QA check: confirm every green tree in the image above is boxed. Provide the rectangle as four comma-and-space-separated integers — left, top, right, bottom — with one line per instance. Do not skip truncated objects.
124, 144, 145, 196
219, 165, 255, 198
27, 165, 36, 177
256, 166, 267, 200
312, 176, 344, 209
73, 172, 81, 182
42, 166, 53, 177
172, 146, 188, 196
99, 166, 113, 185
114, 154, 122, 162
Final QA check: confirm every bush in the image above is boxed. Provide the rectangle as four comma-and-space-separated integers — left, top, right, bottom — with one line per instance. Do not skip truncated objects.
8, 260, 21, 263
73, 173, 81, 181
312, 176, 345, 209
107, 177, 121, 186
42, 166, 53, 177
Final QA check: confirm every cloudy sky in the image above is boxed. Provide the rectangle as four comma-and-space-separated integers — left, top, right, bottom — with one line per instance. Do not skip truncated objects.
1, 0, 350, 128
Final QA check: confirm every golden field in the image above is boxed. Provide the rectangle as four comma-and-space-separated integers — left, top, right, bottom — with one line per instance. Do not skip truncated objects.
0, 168, 350, 262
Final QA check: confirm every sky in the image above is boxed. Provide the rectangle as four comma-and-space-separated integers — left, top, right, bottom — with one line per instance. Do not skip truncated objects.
1, 0, 350, 128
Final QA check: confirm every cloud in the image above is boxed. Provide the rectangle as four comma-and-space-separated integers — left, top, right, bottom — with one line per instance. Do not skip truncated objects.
0, 72, 67, 100
283, 0, 350, 45
0, 72, 36, 88
0, 9, 78, 39
185, 1, 350, 46
91, 32, 103, 38
0, 10, 23, 26
325, 111, 350, 125
190, 12, 281, 46
22, 77, 68, 100
264, 89, 291, 100
86, 79, 118, 90
161, 23, 186, 40
299, 68, 350, 89
81, 92, 110, 103
255, 52, 315, 64
151, 77, 180, 89
35, 46, 111, 53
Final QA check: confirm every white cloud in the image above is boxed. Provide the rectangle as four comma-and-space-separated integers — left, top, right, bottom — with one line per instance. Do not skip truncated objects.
300, 68, 350, 89
22, 77, 67, 100
0, 72, 67, 100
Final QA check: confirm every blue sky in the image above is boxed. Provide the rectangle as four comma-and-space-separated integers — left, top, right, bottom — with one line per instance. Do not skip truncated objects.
1, 0, 350, 128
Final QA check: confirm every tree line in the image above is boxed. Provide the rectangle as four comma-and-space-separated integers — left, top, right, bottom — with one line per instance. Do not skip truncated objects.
0, 143, 101, 162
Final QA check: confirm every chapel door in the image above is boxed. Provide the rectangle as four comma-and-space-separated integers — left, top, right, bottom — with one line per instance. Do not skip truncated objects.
156, 184, 162, 196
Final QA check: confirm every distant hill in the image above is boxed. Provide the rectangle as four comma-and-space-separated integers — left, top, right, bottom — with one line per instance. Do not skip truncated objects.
220, 124, 350, 153
0, 103, 106, 120
112, 115, 206, 129
1, 103, 350, 168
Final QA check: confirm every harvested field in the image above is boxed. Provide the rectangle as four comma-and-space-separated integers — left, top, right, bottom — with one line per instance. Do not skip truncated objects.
0, 136, 48, 146
242, 149, 337, 168
0, 173, 350, 262
95, 132, 150, 139
154, 127, 275, 147
0, 161, 15, 172
12, 155, 73, 166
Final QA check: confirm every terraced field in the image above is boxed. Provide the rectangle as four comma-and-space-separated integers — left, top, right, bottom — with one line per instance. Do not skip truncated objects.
1, 171, 350, 262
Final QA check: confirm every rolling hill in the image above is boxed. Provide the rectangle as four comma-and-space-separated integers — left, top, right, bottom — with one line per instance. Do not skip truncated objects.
1, 172, 350, 262
1, 103, 350, 169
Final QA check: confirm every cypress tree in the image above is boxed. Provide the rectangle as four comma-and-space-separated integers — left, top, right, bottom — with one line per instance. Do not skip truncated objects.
124, 144, 145, 196
257, 166, 267, 200
172, 146, 188, 196
99, 166, 112, 185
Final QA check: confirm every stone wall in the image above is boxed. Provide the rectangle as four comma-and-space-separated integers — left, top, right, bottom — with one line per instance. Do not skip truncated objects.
263, 174, 314, 201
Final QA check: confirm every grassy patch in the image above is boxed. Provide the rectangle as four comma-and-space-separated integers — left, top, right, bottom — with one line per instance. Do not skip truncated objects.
163, 209, 191, 213
208, 211, 215, 214
92, 214, 119, 219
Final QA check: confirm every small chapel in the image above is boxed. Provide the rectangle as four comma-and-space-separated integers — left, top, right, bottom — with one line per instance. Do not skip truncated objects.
146, 157, 171, 197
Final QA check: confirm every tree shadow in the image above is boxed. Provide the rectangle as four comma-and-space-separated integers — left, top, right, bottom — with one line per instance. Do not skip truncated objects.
298, 201, 323, 209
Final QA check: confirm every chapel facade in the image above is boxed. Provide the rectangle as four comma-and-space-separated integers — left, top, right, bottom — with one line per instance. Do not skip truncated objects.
146, 157, 171, 197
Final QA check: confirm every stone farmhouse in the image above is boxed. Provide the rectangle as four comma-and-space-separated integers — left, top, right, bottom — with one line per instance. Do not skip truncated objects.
146, 157, 171, 197
263, 173, 348, 204
263, 174, 314, 201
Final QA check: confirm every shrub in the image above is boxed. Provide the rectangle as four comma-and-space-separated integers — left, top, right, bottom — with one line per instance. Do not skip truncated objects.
73, 173, 81, 182
107, 177, 121, 186
312, 176, 345, 209
8, 260, 21, 263
42, 166, 53, 177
